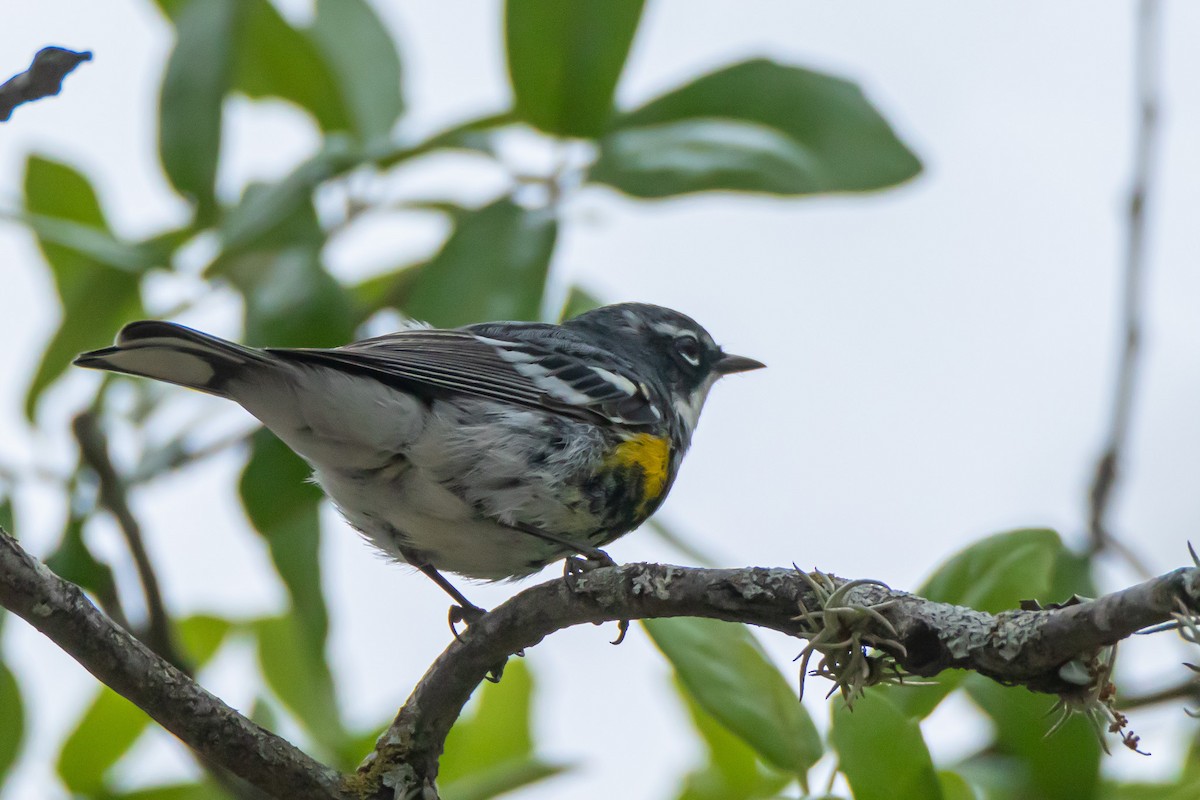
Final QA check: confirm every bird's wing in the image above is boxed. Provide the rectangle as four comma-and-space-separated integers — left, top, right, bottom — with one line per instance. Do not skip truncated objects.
269, 329, 660, 426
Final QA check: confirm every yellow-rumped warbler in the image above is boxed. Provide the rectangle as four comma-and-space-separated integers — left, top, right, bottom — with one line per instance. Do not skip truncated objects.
73, 303, 763, 618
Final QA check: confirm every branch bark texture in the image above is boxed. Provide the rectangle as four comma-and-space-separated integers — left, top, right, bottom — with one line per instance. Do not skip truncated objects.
360, 562, 1200, 796
0, 528, 348, 800
2, 527, 1197, 799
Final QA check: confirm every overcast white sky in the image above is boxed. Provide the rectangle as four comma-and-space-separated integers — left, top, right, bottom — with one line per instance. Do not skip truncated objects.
2, 2, 1199, 798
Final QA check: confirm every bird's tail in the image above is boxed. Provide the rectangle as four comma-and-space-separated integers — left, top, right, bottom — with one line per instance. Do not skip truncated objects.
73, 321, 274, 397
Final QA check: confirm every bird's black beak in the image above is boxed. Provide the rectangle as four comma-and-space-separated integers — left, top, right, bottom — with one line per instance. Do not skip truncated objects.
714, 353, 766, 375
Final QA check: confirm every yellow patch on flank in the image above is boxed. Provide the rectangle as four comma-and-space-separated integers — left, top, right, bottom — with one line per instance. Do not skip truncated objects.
606, 433, 671, 512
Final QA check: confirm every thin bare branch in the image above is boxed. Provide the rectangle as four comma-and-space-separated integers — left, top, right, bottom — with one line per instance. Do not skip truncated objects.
1087, 0, 1164, 572
128, 429, 253, 487
73, 410, 182, 668
1119, 679, 1200, 710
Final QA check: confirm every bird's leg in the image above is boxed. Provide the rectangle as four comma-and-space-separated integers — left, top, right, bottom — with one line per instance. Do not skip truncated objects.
419, 563, 520, 680
401, 550, 486, 634
511, 523, 627, 644
414, 560, 518, 681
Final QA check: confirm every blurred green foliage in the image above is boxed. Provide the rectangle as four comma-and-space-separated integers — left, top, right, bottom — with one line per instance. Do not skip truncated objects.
645, 618, 822, 778
830, 691, 942, 800
4, 1, 1180, 799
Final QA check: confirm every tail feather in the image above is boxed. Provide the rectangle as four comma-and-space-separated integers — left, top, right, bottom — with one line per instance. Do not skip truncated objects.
74, 321, 273, 397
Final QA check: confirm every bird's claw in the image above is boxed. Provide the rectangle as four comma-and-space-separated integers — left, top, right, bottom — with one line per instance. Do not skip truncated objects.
448, 602, 488, 641
561, 552, 628, 645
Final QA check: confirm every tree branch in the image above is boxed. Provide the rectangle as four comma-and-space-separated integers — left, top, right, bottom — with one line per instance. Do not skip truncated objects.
1119, 678, 1200, 710
1087, 0, 1163, 567
73, 411, 181, 668
357, 562, 1200, 797
0, 527, 350, 800
2, 522, 1197, 799
0, 47, 91, 121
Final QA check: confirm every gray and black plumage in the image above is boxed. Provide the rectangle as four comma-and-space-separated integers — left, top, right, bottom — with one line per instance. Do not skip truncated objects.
73, 303, 763, 609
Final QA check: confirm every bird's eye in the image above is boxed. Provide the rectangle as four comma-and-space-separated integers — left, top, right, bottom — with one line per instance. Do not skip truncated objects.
673, 335, 702, 367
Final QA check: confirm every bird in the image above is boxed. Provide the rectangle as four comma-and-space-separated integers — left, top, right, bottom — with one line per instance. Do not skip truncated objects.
73, 303, 763, 622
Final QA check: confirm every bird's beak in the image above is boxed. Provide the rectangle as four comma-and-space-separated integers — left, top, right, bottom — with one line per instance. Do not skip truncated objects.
714, 353, 766, 375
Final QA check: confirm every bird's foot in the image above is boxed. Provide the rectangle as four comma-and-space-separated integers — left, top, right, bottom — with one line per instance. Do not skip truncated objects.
562, 549, 616, 579
448, 602, 488, 641
562, 551, 628, 645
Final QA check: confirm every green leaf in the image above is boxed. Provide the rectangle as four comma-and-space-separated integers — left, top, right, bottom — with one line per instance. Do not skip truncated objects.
23, 154, 104, 229
175, 614, 233, 667
239, 430, 328, 649
591, 58, 921, 197
963, 676, 1100, 800
919, 528, 1062, 613
214, 181, 355, 349
675, 678, 793, 800
557, 285, 603, 321
27, 272, 141, 418
938, 771, 978, 800
249, 695, 281, 732
0, 657, 23, 785
22, 157, 144, 417
441, 760, 569, 800
232, 0, 350, 133
505, 0, 644, 138
238, 432, 349, 762
440, 659, 536, 782
57, 688, 149, 794
310, 0, 404, 143
0, 494, 14, 537
373, 112, 517, 168
592, 119, 833, 197
830, 691, 942, 800
1183, 726, 1200, 781
108, 783, 225, 800
645, 618, 821, 775
350, 263, 426, 320
159, 0, 239, 218
16, 213, 164, 273
228, 183, 351, 681
254, 615, 346, 753
405, 198, 557, 327
0, 499, 12, 661
236, 248, 356, 349
1047, 547, 1097, 603
44, 516, 120, 611
440, 660, 569, 799
1101, 778, 1200, 800
217, 138, 359, 257
149, 0, 187, 21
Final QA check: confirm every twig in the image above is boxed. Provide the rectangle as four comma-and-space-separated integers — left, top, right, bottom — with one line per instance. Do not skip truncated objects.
128, 429, 253, 487
1087, 0, 1163, 572
1119, 679, 1200, 710
72, 411, 182, 669
0, 526, 349, 800
0, 47, 92, 121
